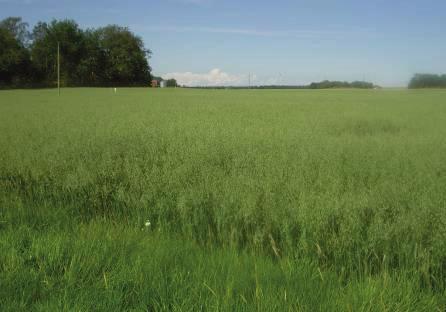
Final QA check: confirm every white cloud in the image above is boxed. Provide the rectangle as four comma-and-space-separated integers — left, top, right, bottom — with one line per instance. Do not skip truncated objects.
162, 70, 295, 86
163, 68, 245, 86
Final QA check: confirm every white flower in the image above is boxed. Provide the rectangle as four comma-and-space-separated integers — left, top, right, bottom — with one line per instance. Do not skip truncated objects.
145, 220, 151, 227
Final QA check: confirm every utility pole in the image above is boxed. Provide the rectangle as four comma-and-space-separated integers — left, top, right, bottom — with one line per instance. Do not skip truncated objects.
57, 42, 60, 96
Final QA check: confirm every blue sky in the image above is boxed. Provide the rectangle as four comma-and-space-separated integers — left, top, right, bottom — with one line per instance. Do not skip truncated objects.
1, 0, 446, 86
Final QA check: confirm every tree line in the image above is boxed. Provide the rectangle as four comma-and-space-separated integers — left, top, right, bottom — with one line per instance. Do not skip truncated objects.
409, 74, 446, 89
187, 80, 378, 89
309, 80, 376, 89
0, 17, 152, 88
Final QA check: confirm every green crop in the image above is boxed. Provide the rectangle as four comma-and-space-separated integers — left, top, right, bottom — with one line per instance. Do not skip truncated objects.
1, 88, 445, 310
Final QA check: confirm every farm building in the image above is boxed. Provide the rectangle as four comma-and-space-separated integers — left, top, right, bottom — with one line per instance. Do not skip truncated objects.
151, 79, 166, 88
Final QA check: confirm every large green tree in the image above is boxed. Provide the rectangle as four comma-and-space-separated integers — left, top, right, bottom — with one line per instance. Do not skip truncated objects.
31, 20, 85, 86
166, 78, 178, 87
0, 23, 31, 86
75, 29, 106, 85
95, 25, 152, 85
0, 17, 30, 47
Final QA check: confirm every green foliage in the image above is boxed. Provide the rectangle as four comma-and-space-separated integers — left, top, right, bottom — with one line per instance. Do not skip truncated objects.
309, 80, 376, 89
409, 73, 446, 89
1, 222, 443, 311
1, 89, 446, 309
0, 27, 31, 86
31, 20, 85, 86
166, 78, 177, 87
95, 25, 151, 85
0, 17, 30, 47
0, 17, 152, 88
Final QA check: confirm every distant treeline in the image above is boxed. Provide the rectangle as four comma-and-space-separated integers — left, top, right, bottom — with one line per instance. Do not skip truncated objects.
409, 74, 446, 89
187, 80, 378, 90
309, 80, 376, 89
0, 17, 152, 88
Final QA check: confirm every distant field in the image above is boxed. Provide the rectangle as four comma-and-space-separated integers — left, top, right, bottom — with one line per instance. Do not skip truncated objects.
1, 88, 446, 310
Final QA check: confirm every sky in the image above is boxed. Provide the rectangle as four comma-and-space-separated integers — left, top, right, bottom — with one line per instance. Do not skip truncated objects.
1, 0, 446, 87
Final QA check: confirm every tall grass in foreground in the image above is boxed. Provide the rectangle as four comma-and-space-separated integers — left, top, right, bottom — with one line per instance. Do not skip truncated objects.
1, 88, 446, 310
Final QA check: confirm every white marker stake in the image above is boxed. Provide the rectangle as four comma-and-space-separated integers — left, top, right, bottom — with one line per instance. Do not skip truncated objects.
114, 88, 117, 94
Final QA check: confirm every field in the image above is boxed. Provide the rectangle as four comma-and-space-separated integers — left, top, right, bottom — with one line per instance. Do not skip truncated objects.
1, 88, 446, 311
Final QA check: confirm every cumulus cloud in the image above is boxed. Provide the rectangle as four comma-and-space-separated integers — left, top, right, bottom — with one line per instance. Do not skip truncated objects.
163, 68, 245, 86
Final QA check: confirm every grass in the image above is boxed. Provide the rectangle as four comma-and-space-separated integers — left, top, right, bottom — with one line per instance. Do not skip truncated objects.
1, 88, 446, 310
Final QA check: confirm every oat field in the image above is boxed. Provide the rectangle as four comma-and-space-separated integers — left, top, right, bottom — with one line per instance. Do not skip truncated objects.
1, 88, 446, 311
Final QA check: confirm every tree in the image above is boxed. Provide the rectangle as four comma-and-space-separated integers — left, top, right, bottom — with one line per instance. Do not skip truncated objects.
0, 17, 30, 47
31, 19, 86, 86
95, 25, 152, 85
166, 78, 177, 87
75, 29, 106, 85
409, 74, 446, 89
0, 26, 31, 86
